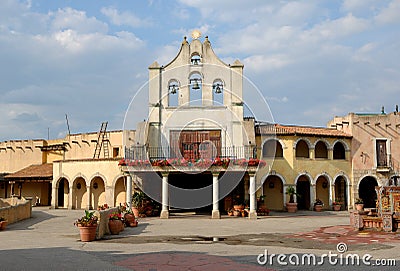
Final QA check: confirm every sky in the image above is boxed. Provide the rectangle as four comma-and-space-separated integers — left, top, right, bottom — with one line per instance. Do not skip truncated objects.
0, 0, 399, 141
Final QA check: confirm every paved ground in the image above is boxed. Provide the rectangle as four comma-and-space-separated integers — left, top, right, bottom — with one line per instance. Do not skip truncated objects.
0, 207, 399, 270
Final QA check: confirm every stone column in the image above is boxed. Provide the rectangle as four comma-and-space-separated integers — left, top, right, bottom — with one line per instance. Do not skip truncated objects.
212, 173, 220, 219
126, 175, 132, 208
86, 185, 92, 210
51, 185, 57, 209
310, 184, 316, 210
249, 175, 257, 219
160, 174, 169, 219
330, 183, 335, 207
68, 185, 73, 210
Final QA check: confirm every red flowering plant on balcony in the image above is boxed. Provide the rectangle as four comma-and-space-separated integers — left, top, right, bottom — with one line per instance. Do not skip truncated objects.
151, 159, 169, 167
232, 159, 248, 166
194, 159, 213, 168
118, 159, 127, 166
119, 157, 266, 169
248, 158, 266, 167
166, 158, 189, 166
128, 160, 151, 167
212, 157, 230, 168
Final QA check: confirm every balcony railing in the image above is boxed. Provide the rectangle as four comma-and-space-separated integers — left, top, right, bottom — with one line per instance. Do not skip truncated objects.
125, 145, 257, 161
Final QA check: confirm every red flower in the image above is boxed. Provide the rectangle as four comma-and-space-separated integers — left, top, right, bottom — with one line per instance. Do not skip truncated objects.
118, 159, 127, 166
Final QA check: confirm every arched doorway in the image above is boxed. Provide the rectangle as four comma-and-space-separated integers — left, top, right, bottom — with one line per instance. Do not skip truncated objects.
263, 175, 284, 210
72, 177, 87, 209
57, 178, 69, 208
315, 176, 329, 209
296, 175, 311, 210
114, 177, 126, 207
91, 177, 106, 210
334, 176, 348, 209
359, 176, 378, 208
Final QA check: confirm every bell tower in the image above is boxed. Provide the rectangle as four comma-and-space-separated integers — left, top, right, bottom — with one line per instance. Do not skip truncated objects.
146, 31, 246, 157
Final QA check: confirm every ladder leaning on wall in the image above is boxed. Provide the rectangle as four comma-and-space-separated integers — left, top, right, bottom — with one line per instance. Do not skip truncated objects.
93, 121, 110, 159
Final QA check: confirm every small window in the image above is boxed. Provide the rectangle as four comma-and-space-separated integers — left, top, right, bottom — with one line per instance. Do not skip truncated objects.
296, 140, 309, 158
376, 139, 387, 167
333, 142, 346, 160
113, 147, 120, 158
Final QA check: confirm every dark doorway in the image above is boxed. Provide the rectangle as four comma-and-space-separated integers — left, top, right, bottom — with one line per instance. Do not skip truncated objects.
297, 176, 311, 210
58, 178, 65, 207
168, 172, 213, 213
335, 176, 348, 209
359, 176, 378, 208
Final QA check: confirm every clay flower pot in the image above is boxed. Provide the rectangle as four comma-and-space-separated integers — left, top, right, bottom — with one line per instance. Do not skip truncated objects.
314, 205, 323, 212
124, 213, 137, 227
109, 220, 123, 235
286, 202, 298, 213
356, 203, 364, 211
78, 225, 97, 242
333, 204, 341, 211
0, 220, 8, 230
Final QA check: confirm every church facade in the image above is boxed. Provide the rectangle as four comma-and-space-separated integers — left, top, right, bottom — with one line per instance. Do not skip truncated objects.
3, 33, 389, 218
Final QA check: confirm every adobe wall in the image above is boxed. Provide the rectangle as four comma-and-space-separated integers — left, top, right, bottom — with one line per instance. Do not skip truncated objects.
0, 198, 32, 224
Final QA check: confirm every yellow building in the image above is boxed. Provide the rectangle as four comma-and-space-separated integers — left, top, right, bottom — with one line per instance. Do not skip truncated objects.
255, 123, 352, 211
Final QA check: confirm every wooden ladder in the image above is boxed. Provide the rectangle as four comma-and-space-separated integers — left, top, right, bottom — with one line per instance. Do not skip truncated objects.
93, 122, 109, 158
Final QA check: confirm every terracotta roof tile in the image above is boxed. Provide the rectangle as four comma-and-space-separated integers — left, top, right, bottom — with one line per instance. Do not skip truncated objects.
5, 163, 53, 179
256, 123, 351, 137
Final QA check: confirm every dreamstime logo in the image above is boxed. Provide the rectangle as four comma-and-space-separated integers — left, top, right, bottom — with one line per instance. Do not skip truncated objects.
257, 242, 396, 267
123, 63, 275, 209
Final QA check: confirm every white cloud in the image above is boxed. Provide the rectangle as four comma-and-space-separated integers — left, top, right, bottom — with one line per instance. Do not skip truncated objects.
101, 7, 151, 28
301, 13, 370, 41
341, 0, 378, 11
50, 7, 108, 34
375, 0, 400, 24
352, 42, 377, 63
243, 54, 291, 73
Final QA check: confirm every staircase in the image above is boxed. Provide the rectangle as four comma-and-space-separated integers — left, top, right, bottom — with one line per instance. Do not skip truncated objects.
93, 122, 110, 159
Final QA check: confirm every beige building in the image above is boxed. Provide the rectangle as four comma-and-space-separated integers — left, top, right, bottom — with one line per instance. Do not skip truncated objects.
0, 128, 133, 209
328, 110, 400, 208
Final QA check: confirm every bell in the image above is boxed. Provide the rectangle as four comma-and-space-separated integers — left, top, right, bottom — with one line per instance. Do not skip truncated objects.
214, 85, 222, 94
170, 85, 177, 94
192, 80, 200, 90
192, 58, 199, 65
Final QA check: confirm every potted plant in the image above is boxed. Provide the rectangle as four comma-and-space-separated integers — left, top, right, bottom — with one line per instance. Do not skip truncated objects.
332, 200, 341, 211
132, 191, 145, 217
233, 195, 244, 211
0, 217, 8, 231
313, 199, 323, 212
108, 211, 124, 235
285, 185, 298, 213
74, 210, 98, 242
121, 203, 138, 227
355, 198, 364, 211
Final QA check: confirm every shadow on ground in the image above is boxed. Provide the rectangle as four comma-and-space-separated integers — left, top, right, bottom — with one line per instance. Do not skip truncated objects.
6, 209, 57, 231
